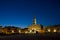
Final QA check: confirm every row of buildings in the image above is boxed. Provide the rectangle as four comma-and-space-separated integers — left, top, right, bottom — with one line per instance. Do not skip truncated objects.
0, 17, 60, 34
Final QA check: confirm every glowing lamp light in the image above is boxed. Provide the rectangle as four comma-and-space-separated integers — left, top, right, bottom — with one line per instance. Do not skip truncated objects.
48, 29, 50, 32
25, 31, 28, 33
12, 30, 14, 33
30, 30, 32, 32
53, 29, 56, 32
19, 30, 21, 33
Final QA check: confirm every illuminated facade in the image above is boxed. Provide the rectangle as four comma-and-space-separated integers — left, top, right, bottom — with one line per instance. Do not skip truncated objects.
0, 17, 60, 34
45, 25, 60, 33
28, 17, 43, 33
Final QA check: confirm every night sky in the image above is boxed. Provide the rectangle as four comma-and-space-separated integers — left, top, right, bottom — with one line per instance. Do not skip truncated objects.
0, 0, 60, 28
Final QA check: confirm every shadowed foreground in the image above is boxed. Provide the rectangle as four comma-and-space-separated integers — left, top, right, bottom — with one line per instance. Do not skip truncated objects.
0, 33, 60, 40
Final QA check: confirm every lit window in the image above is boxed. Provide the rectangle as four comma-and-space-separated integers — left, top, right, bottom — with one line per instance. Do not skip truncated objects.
48, 29, 50, 32
53, 29, 56, 32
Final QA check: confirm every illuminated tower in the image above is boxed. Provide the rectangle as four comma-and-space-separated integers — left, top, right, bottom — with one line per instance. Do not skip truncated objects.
33, 17, 36, 25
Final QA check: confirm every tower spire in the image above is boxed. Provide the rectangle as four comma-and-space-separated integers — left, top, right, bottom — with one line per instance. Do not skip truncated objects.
32, 12, 36, 25
33, 16, 36, 25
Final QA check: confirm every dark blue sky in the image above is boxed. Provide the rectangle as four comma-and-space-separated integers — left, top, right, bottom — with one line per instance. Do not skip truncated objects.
0, 0, 60, 28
